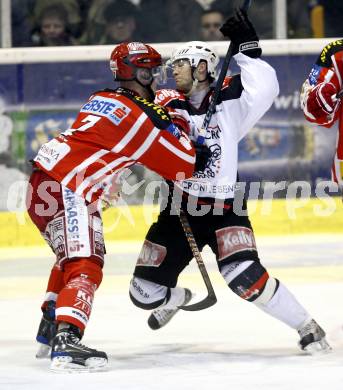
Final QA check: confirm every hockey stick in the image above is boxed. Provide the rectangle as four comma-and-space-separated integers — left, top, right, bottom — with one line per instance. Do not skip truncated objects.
179, 0, 252, 311
197, 0, 252, 144
178, 209, 217, 311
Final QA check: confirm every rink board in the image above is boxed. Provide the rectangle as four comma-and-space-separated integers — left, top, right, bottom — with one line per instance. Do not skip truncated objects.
0, 197, 342, 248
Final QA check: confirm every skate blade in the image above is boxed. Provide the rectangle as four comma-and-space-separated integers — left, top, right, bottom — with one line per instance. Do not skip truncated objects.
50, 356, 108, 373
36, 343, 51, 359
304, 339, 332, 355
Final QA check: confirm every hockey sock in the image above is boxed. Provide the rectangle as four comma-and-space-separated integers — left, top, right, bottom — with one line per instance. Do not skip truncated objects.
55, 259, 103, 331
41, 263, 65, 310
255, 282, 312, 329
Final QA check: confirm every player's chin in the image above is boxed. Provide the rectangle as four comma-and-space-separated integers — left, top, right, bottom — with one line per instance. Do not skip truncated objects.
175, 82, 190, 94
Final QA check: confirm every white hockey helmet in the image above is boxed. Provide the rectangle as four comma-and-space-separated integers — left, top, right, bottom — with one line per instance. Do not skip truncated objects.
169, 41, 219, 79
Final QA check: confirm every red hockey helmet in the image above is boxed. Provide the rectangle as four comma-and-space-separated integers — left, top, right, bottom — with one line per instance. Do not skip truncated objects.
110, 42, 165, 84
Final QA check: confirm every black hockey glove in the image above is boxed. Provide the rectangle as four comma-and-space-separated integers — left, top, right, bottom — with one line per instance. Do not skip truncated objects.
220, 8, 262, 58
193, 142, 211, 172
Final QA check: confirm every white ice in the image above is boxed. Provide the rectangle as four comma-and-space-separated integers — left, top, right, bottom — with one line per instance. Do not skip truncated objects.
1, 234, 343, 390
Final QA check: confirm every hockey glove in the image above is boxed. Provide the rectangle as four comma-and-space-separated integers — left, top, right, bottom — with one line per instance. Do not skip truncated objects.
166, 110, 191, 139
220, 8, 262, 58
306, 82, 339, 121
194, 142, 211, 172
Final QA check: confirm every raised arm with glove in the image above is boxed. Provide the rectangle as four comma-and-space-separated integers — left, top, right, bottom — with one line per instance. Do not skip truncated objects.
219, 8, 262, 58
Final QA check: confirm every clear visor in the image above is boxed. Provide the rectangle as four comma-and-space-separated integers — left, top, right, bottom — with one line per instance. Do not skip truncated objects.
166, 58, 191, 71
151, 65, 167, 85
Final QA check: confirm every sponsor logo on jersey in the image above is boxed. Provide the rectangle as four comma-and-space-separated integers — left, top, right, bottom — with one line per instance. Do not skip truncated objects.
35, 139, 70, 171
134, 96, 169, 120
309, 64, 321, 85
81, 96, 131, 125
154, 89, 183, 105
216, 226, 257, 261
181, 181, 238, 195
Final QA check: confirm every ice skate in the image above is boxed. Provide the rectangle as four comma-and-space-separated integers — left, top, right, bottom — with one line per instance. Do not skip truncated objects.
148, 288, 192, 330
298, 319, 331, 354
50, 324, 108, 372
36, 301, 57, 358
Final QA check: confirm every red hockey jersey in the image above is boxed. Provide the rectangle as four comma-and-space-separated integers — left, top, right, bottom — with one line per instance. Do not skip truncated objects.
301, 40, 343, 187
34, 88, 195, 203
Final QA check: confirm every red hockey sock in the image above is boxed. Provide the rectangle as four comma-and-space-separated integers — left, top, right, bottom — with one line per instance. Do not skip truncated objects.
41, 263, 65, 311
55, 258, 103, 331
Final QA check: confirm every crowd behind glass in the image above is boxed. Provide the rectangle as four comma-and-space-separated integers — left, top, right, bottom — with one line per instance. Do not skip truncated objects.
9, 0, 343, 48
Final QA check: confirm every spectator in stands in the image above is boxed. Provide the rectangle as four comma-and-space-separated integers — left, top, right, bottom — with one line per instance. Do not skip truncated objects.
200, 9, 225, 41
80, 0, 139, 45
79, 0, 113, 44
96, 0, 139, 44
210, 0, 312, 39
139, 0, 204, 43
309, 0, 343, 37
31, 5, 77, 46
33, 0, 82, 38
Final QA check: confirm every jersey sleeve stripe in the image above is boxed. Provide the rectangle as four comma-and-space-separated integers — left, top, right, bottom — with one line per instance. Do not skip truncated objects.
75, 156, 131, 196
158, 137, 195, 164
84, 162, 133, 203
82, 128, 159, 198
111, 112, 148, 153
130, 127, 160, 160
61, 149, 109, 187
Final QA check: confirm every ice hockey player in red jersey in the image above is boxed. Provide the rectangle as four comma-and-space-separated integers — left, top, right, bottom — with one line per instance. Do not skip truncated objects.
301, 39, 343, 190
128, 9, 331, 354
27, 41, 209, 371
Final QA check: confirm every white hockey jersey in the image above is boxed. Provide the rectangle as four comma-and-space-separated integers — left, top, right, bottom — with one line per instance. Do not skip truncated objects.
155, 53, 279, 200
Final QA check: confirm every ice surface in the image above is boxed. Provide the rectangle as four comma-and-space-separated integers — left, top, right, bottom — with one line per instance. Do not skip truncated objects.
1, 234, 343, 390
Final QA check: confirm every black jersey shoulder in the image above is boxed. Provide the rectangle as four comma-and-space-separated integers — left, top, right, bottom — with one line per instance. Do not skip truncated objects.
316, 39, 343, 67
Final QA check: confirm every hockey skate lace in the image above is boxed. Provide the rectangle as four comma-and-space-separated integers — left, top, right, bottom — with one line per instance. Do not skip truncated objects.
153, 308, 175, 324
69, 335, 92, 350
58, 331, 88, 351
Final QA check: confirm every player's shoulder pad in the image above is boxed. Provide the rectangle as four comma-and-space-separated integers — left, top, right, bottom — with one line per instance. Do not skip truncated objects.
154, 89, 186, 107
317, 39, 343, 67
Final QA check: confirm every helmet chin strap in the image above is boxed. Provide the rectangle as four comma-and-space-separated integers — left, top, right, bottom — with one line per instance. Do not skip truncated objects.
184, 68, 207, 97
135, 68, 155, 100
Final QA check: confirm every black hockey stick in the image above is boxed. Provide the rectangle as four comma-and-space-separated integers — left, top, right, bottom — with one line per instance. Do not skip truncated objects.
179, 0, 252, 311
178, 209, 217, 311
197, 0, 252, 144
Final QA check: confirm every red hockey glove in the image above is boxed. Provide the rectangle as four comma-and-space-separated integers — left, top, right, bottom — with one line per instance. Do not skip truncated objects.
168, 109, 191, 135
307, 82, 338, 120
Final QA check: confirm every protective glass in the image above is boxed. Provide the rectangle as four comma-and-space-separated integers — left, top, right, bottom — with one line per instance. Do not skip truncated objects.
151, 65, 167, 85
167, 58, 191, 71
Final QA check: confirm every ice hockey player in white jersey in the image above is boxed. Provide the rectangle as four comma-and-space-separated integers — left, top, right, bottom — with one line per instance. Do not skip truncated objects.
129, 8, 331, 354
